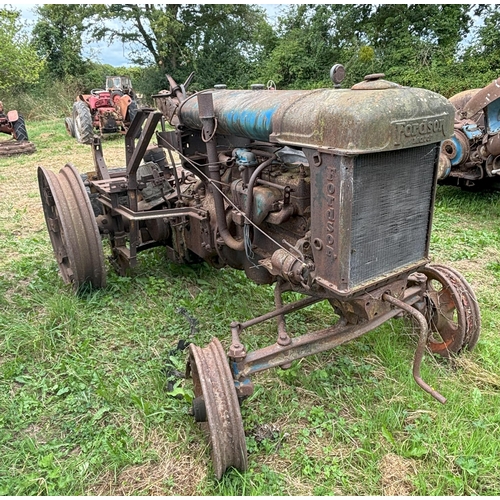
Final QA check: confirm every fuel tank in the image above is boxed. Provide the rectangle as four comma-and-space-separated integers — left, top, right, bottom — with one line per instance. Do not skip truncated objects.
177, 78, 455, 154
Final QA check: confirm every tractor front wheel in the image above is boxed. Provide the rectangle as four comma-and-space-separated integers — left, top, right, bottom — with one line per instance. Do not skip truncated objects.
65, 117, 75, 138
72, 101, 93, 145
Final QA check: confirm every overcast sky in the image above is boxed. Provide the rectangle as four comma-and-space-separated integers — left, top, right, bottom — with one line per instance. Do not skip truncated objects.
17, 3, 282, 68
18, 3, 136, 67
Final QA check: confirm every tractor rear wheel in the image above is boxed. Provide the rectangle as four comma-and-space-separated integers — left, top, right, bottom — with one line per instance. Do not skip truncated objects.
72, 101, 93, 145
13, 115, 28, 141
38, 163, 106, 290
126, 100, 141, 138
127, 100, 138, 124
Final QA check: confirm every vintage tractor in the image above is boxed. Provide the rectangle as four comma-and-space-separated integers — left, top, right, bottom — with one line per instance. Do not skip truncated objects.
65, 76, 138, 144
38, 67, 481, 478
438, 77, 500, 190
105, 75, 136, 100
0, 100, 36, 155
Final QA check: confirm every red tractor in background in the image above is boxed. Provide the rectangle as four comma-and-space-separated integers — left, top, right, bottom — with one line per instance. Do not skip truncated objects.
65, 76, 139, 144
0, 100, 36, 155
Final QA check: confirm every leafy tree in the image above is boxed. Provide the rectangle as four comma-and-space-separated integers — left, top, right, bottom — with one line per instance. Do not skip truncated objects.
364, 4, 473, 93
90, 4, 182, 71
32, 4, 92, 80
0, 7, 43, 92
258, 4, 375, 89
89, 4, 272, 89
458, 4, 500, 91
183, 4, 275, 88
261, 4, 477, 94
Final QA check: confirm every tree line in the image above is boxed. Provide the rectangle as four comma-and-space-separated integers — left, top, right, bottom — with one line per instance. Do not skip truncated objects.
2, 4, 500, 115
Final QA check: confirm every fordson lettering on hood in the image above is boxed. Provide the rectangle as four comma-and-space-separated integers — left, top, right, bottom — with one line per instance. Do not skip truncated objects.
394, 118, 446, 146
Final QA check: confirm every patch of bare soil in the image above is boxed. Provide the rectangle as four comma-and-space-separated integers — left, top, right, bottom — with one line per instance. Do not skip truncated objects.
88, 427, 207, 496
379, 452, 417, 496
89, 455, 206, 496
453, 356, 500, 390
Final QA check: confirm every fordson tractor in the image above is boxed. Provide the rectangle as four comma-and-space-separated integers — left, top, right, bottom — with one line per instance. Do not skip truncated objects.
65, 76, 138, 144
38, 67, 480, 478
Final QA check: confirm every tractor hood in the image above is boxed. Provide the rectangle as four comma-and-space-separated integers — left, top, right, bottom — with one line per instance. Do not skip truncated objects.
175, 81, 455, 154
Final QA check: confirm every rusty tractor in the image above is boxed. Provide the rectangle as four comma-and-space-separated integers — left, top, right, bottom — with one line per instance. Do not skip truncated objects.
438, 77, 500, 190
38, 66, 481, 479
0, 100, 36, 155
65, 76, 139, 144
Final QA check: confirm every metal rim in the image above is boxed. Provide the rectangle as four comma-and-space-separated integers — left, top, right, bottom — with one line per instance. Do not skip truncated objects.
188, 338, 247, 479
38, 164, 106, 289
430, 264, 481, 351
422, 264, 480, 357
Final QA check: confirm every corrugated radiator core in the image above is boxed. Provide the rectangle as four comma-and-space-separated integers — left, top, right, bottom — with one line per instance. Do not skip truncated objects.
349, 143, 438, 287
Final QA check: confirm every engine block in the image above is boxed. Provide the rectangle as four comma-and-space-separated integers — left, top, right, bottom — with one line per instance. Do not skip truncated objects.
153, 73, 454, 298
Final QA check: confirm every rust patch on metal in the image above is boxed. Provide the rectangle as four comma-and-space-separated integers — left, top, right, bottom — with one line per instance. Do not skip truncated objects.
421, 264, 480, 357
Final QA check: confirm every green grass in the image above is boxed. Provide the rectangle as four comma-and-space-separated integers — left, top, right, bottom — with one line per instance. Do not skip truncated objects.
1, 120, 500, 494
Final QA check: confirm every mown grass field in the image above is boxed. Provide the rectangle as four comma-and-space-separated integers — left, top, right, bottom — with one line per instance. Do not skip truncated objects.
1, 120, 500, 495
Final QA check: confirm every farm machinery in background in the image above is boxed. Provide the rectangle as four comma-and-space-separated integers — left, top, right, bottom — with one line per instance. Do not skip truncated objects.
38, 66, 481, 479
438, 77, 500, 190
0, 101, 36, 156
65, 76, 139, 144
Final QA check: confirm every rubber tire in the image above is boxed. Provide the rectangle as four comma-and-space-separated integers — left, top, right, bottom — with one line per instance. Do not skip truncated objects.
72, 101, 94, 145
111, 90, 124, 100
12, 115, 28, 142
65, 117, 75, 138
127, 100, 138, 124
126, 100, 141, 138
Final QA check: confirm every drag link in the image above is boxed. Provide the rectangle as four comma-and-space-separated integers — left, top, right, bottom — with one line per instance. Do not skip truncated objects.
228, 295, 321, 361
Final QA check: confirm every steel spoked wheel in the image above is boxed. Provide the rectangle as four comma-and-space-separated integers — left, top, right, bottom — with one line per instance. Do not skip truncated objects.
38, 163, 106, 290
431, 264, 481, 351
422, 264, 480, 357
188, 338, 247, 479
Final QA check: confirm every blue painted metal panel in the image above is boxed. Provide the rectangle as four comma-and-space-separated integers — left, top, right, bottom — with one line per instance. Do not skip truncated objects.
218, 102, 280, 141
462, 124, 483, 140
486, 98, 500, 134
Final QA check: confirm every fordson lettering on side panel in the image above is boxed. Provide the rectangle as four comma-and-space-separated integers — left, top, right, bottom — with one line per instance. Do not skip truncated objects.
325, 165, 336, 260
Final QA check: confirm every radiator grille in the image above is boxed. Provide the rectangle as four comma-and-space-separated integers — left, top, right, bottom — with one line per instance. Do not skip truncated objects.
349, 144, 438, 287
